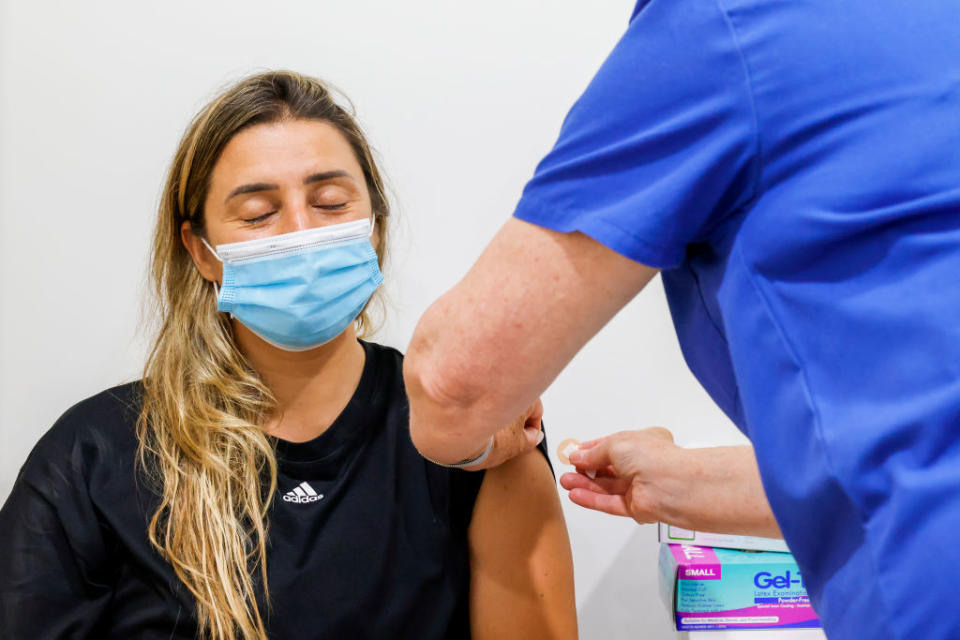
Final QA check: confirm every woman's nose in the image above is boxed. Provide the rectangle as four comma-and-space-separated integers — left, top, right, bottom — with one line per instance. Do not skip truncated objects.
276, 205, 316, 235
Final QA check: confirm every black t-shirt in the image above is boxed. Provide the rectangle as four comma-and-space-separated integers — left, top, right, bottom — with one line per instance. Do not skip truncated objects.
0, 341, 549, 639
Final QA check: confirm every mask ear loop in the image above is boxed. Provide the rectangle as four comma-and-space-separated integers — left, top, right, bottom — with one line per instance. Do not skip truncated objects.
200, 238, 222, 299
368, 214, 377, 238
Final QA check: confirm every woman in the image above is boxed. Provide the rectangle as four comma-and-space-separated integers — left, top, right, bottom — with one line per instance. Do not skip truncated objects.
0, 71, 576, 640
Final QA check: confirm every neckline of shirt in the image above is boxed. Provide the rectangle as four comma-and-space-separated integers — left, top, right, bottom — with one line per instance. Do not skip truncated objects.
272, 339, 381, 466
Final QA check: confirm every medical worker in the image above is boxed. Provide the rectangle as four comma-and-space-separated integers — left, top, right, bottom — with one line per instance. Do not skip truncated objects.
404, 1, 960, 638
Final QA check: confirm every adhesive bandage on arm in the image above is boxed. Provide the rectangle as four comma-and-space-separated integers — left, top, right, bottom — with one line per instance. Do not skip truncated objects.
556, 438, 596, 479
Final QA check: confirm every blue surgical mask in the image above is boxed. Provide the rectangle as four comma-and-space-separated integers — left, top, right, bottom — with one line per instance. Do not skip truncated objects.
202, 217, 383, 351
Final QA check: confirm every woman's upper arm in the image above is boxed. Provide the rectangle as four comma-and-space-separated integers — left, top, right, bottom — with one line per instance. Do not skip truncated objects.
467, 448, 577, 640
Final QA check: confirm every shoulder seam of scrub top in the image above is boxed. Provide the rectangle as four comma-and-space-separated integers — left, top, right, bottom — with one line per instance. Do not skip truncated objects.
714, 0, 765, 212
564, 209, 683, 268
733, 241, 901, 639
517, 196, 684, 269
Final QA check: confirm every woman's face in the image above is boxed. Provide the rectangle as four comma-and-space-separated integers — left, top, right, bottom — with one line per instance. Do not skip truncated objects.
182, 118, 377, 285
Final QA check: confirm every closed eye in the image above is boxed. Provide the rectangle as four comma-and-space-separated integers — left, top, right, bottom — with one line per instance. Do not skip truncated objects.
244, 211, 277, 224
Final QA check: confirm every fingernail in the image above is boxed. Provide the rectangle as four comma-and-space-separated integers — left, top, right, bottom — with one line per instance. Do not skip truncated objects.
569, 450, 582, 464
536, 430, 545, 445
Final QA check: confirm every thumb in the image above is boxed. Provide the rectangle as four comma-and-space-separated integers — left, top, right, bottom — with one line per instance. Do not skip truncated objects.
569, 436, 612, 470
522, 399, 544, 450
524, 423, 545, 449
646, 426, 675, 443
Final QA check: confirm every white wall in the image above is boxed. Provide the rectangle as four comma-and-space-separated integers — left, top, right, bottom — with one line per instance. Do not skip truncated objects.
0, 1, 749, 637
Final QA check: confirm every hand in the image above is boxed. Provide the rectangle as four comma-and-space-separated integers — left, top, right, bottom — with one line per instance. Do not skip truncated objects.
560, 428, 678, 524
462, 399, 545, 471
560, 429, 782, 538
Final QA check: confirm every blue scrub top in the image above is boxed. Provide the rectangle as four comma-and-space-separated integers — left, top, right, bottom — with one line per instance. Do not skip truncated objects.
513, 1, 960, 638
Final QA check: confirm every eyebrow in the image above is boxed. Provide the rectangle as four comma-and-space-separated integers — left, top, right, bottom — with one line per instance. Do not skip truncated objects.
224, 170, 354, 203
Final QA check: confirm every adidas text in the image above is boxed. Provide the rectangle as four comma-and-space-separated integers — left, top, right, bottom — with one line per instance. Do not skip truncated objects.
283, 481, 324, 504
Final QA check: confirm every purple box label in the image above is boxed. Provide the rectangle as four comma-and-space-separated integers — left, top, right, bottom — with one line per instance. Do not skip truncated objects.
671, 544, 723, 580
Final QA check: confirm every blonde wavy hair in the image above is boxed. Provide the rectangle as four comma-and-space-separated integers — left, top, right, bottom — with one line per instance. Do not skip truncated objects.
137, 70, 389, 640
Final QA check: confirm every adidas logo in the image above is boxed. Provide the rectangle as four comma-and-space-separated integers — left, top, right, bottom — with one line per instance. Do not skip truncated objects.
282, 481, 324, 504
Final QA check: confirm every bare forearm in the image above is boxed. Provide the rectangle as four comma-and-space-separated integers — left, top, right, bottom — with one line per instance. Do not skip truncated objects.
404, 295, 525, 464
656, 446, 781, 538
405, 218, 657, 463
404, 230, 587, 462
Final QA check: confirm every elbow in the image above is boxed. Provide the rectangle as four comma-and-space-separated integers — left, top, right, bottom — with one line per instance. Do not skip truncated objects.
404, 332, 486, 461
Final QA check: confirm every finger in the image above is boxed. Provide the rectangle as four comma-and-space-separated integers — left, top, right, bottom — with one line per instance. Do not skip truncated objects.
522, 404, 545, 448
522, 419, 544, 447
504, 420, 540, 463
512, 421, 540, 454
567, 488, 632, 518
559, 472, 631, 495
469, 405, 547, 471
526, 398, 544, 425
568, 436, 614, 470
575, 464, 619, 479
566, 472, 630, 494
646, 426, 675, 443
524, 425, 544, 449
577, 437, 606, 450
